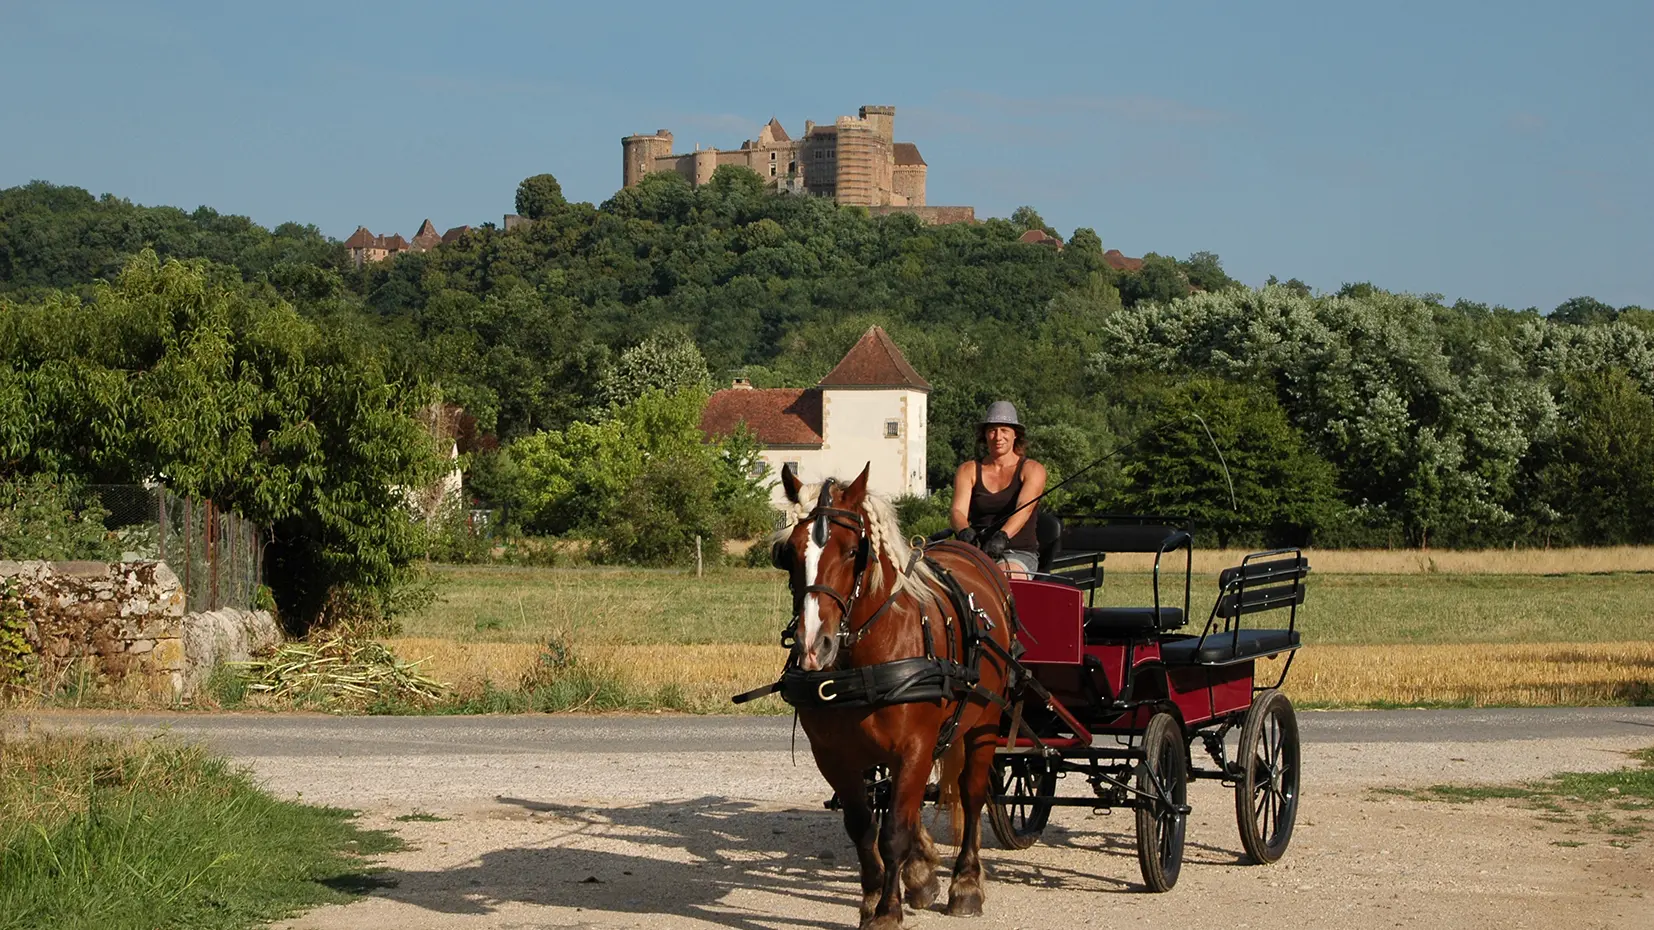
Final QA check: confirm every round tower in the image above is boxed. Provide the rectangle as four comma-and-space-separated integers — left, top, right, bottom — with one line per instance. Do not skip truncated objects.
621, 131, 673, 188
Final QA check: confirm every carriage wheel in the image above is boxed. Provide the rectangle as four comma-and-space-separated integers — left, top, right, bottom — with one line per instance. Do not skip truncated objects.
1234, 689, 1300, 864
988, 754, 1057, 849
1134, 712, 1188, 892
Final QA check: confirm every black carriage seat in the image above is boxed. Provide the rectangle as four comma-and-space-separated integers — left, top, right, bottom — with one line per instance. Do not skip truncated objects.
1083, 605, 1186, 640
1162, 551, 1310, 665
1161, 628, 1300, 666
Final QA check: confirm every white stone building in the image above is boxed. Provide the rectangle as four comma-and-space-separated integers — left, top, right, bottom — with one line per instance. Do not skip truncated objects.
700, 326, 930, 506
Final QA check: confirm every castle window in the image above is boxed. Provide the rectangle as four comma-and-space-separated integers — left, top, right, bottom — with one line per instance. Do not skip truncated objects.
770, 152, 776, 160
885, 419, 901, 438
770, 166, 777, 176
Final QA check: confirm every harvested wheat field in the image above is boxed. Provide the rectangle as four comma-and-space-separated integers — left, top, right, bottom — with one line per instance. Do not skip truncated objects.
388, 638, 1654, 712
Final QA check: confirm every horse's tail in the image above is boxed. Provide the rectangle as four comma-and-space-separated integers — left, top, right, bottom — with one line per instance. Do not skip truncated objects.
934, 736, 967, 844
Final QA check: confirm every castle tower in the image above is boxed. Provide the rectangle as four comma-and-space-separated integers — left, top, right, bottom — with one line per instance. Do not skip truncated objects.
859, 105, 895, 142
621, 130, 674, 188
834, 116, 890, 206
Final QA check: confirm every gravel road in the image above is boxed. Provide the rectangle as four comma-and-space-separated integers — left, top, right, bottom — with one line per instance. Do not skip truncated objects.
16, 708, 1654, 929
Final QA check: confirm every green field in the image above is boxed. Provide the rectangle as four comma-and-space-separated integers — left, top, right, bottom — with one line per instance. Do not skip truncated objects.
402, 564, 1654, 648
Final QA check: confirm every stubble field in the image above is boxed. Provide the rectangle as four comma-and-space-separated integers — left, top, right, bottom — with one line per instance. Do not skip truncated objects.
389, 547, 1654, 712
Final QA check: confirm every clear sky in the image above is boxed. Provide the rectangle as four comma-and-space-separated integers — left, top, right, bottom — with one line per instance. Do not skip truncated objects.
2, 1, 1648, 311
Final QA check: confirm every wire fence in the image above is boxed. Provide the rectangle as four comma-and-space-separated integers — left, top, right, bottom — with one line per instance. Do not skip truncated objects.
86, 485, 264, 612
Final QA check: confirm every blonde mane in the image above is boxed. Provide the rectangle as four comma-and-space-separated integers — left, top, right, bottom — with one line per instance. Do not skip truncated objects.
776, 478, 937, 596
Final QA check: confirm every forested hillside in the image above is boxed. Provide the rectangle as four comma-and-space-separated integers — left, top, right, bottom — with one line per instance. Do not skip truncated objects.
3, 169, 1652, 620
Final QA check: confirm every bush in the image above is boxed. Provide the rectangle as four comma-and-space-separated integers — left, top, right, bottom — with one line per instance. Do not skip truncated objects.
596, 452, 723, 566
0, 475, 120, 561
0, 577, 31, 693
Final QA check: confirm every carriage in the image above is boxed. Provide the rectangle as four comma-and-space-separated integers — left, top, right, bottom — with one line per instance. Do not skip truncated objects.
750, 466, 1312, 923
982, 515, 1308, 890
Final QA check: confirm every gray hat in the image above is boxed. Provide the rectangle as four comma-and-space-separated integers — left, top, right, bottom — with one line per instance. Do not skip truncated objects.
979, 400, 1025, 436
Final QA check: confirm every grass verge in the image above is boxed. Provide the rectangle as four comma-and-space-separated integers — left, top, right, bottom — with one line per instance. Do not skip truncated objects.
0, 730, 401, 930
1375, 747, 1654, 847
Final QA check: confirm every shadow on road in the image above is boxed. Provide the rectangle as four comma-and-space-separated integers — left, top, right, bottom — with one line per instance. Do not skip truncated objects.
338, 795, 1243, 927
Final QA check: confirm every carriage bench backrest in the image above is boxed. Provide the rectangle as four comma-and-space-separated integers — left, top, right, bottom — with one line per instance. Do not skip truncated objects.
1215, 553, 1309, 621
1041, 520, 1194, 639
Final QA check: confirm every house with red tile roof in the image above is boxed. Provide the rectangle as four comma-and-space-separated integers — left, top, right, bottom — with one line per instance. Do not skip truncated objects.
700, 326, 931, 505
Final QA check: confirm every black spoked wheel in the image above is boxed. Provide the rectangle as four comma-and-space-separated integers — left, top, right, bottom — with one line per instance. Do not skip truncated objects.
988, 753, 1057, 849
1134, 712, 1188, 892
1235, 689, 1300, 864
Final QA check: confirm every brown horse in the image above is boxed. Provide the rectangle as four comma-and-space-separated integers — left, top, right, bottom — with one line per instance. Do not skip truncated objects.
774, 464, 1016, 929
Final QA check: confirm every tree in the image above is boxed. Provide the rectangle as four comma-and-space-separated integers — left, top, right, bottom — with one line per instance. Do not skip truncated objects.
593, 333, 711, 413
1116, 253, 1190, 307
1009, 206, 1056, 236
1118, 379, 1343, 547
1539, 368, 1654, 544
1551, 296, 1617, 326
514, 173, 567, 221
1181, 251, 1237, 292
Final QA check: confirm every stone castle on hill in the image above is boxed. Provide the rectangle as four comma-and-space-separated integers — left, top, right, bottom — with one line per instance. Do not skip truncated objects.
624, 105, 975, 225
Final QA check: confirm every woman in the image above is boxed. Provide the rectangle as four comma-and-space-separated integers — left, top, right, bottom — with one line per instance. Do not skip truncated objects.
950, 401, 1047, 575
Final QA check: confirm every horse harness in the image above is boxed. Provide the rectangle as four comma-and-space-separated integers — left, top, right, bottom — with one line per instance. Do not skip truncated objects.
732, 480, 1015, 760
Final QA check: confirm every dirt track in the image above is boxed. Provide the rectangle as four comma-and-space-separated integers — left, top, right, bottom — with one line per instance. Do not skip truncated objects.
19, 710, 1654, 928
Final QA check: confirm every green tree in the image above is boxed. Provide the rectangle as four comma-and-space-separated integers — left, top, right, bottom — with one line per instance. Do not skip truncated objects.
514, 173, 567, 221
1539, 368, 1654, 544
1119, 381, 1343, 548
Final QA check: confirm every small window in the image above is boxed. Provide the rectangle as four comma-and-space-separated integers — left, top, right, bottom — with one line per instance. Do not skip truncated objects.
885, 419, 900, 438
784, 460, 801, 476
770, 152, 777, 160
749, 460, 768, 479
770, 166, 777, 176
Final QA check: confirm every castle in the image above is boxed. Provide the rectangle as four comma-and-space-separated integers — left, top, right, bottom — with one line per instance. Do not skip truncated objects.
343, 219, 474, 267
624, 106, 974, 224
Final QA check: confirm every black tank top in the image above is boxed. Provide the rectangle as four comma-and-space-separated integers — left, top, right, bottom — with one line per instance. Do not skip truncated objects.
969, 457, 1039, 551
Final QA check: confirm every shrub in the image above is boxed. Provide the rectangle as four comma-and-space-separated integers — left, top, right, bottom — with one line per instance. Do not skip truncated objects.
0, 475, 119, 561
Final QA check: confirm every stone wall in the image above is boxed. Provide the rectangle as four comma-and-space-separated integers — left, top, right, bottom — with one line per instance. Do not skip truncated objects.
1, 560, 276, 699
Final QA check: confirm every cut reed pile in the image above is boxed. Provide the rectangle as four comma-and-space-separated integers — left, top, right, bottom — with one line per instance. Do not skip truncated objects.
238, 634, 446, 710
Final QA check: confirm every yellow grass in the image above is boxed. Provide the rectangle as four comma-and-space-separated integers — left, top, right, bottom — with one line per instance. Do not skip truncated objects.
1101, 545, 1654, 575
1291, 641, 1654, 707
388, 637, 1654, 712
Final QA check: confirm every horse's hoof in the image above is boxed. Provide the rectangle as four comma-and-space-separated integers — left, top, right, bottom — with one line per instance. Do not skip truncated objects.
860, 915, 902, 930
946, 889, 984, 917
860, 892, 880, 922
904, 877, 939, 911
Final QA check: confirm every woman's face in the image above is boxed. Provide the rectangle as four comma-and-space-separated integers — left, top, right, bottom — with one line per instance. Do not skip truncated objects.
984, 425, 1018, 457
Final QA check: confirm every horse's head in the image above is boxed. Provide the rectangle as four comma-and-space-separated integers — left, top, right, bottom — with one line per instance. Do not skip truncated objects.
776, 462, 874, 672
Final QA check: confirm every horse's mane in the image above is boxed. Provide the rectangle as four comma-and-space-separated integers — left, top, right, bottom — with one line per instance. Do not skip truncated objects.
776, 479, 937, 597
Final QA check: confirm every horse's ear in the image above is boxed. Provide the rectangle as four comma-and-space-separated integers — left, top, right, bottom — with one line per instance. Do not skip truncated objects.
842, 463, 872, 509
781, 462, 803, 504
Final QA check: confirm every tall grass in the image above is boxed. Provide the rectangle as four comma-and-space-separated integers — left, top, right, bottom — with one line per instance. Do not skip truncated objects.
0, 731, 400, 930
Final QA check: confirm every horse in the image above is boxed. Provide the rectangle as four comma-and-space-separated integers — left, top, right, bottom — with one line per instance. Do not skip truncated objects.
771, 463, 1017, 929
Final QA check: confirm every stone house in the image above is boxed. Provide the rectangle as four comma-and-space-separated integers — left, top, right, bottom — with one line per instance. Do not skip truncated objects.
699, 326, 930, 506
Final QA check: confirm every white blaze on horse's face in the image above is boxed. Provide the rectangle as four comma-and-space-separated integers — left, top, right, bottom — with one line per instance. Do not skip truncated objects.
800, 533, 825, 670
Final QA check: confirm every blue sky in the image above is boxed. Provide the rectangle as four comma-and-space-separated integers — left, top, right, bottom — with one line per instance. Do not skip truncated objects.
2, 1, 1649, 311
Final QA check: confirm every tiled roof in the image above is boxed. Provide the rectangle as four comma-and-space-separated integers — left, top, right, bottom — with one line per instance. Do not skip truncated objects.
1104, 249, 1145, 272
343, 226, 376, 249
344, 226, 414, 253
700, 388, 823, 447
1019, 228, 1062, 246
893, 142, 926, 167
412, 219, 441, 250
441, 225, 472, 244
817, 326, 931, 392
764, 117, 791, 142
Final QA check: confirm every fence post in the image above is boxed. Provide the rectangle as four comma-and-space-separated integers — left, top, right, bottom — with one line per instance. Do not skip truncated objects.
696, 535, 703, 578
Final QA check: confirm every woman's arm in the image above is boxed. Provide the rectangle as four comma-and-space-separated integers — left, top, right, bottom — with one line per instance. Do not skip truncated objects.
999, 460, 1047, 542
950, 461, 975, 531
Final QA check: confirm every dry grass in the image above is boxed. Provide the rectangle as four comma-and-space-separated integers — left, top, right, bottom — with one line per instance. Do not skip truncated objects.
387, 638, 788, 713
1291, 641, 1654, 707
386, 637, 1654, 712
1100, 545, 1654, 575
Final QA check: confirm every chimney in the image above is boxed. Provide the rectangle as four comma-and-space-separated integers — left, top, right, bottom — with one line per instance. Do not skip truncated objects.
731, 377, 753, 390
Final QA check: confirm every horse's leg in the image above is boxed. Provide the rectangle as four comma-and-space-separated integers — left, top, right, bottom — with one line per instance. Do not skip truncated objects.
869, 750, 930, 929
901, 819, 941, 911
822, 765, 884, 924
946, 726, 997, 917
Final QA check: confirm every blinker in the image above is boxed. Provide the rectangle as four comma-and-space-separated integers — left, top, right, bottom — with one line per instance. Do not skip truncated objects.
811, 478, 836, 547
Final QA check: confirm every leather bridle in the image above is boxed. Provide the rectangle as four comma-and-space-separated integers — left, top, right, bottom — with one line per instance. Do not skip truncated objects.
790, 479, 908, 657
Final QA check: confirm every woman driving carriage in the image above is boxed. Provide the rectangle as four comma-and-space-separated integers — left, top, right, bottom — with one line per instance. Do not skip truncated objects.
951, 401, 1047, 576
